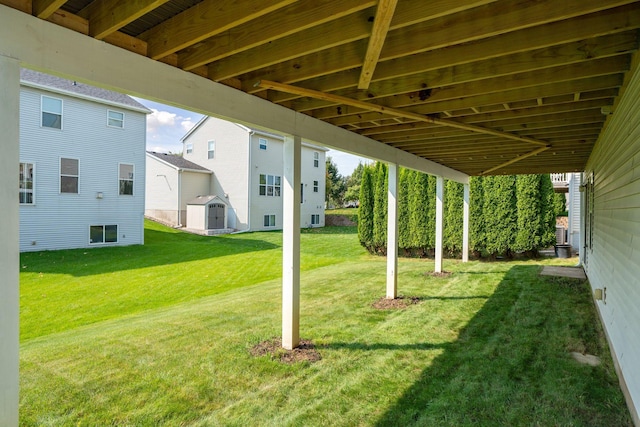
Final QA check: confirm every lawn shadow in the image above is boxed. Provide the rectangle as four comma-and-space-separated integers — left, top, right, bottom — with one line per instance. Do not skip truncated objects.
20, 227, 280, 277
321, 342, 448, 351
371, 264, 631, 426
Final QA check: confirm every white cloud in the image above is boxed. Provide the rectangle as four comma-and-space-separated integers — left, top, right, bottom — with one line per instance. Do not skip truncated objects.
180, 117, 197, 133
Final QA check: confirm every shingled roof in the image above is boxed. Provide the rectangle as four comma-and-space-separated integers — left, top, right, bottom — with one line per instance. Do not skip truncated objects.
20, 68, 148, 112
147, 151, 212, 173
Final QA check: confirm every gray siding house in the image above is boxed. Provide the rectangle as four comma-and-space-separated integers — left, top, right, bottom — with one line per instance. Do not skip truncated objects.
19, 70, 149, 252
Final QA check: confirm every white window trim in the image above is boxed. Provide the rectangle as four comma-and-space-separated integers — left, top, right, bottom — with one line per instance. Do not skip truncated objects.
313, 151, 319, 168
118, 162, 134, 196
207, 140, 215, 159
60, 157, 79, 195
263, 214, 276, 228
259, 138, 267, 150
41, 95, 63, 130
313, 180, 319, 193
19, 161, 36, 205
89, 224, 119, 245
185, 143, 193, 154
107, 109, 125, 129
311, 214, 320, 225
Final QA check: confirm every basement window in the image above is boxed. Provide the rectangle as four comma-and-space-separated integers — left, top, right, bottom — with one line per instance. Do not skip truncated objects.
90, 225, 118, 244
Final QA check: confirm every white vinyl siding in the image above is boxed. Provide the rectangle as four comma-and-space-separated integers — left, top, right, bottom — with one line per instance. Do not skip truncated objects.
41, 95, 62, 129
19, 162, 35, 204
583, 61, 640, 420
19, 85, 146, 252
107, 110, 124, 128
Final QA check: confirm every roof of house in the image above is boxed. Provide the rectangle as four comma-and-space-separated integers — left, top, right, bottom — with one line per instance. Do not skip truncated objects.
146, 151, 212, 173
20, 68, 149, 113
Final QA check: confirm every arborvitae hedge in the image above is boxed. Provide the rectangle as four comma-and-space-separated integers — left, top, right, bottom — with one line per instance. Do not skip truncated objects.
357, 161, 556, 258
357, 165, 374, 250
469, 176, 485, 254
444, 180, 464, 254
372, 162, 388, 252
397, 168, 411, 250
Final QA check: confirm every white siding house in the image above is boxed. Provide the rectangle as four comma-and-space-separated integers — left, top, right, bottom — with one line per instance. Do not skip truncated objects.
145, 151, 212, 227
170, 116, 327, 232
19, 70, 149, 252
582, 61, 640, 423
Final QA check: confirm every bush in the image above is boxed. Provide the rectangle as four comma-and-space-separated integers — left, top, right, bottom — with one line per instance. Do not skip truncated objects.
357, 165, 374, 249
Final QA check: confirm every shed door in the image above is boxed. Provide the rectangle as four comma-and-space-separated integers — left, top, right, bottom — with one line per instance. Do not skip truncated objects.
208, 203, 225, 229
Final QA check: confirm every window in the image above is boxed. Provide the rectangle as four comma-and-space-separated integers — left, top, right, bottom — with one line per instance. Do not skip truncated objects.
313, 152, 319, 167
90, 225, 118, 244
185, 143, 193, 154
42, 95, 62, 129
259, 174, 281, 196
19, 162, 35, 204
207, 140, 215, 159
263, 214, 276, 227
119, 163, 134, 195
313, 180, 319, 193
107, 110, 124, 128
301, 183, 304, 203
259, 138, 267, 150
311, 214, 320, 225
60, 158, 79, 194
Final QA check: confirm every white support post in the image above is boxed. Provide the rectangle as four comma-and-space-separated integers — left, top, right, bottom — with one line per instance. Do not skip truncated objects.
462, 183, 470, 262
282, 135, 301, 350
0, 55, 20, 427
435, 176, 444, 273
387, 163, 398, 299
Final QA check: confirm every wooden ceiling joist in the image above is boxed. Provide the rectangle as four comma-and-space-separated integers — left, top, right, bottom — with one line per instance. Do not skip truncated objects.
78, 0, 170, 39
358, 0, 398, 89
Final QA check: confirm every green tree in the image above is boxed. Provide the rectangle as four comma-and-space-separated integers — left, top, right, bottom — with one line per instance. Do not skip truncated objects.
444, 180, 464, 254
483, 175, 517, 256
343, 162, 366, 206
409, 171, 431, 253
398, 168, 411, 251
540, 174, 558, 248
553, 192, 567, 216
325, 156, 346, 208
514, 174, 544, 253
469, 176, 486, 255
425, 175, 437, 249
357, 165, 374, 249
372, 162, 388, 252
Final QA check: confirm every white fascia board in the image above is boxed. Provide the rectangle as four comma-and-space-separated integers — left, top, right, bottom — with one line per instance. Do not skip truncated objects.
180, 116, 208, 142
21, 80, 151, 114
0, 5, 468, 184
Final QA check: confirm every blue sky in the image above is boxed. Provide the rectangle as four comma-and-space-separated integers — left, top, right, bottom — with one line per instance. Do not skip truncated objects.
134, 97, 371, 177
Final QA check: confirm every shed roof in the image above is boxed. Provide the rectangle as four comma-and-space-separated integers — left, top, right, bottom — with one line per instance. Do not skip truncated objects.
186, 195, 226, 206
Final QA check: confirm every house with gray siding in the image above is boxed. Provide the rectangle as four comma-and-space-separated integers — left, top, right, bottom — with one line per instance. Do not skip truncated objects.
146, 116, 327, 232
19, 70, 149, 252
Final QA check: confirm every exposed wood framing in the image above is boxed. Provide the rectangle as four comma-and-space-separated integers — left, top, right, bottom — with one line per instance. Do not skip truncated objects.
358, 0, 398, 89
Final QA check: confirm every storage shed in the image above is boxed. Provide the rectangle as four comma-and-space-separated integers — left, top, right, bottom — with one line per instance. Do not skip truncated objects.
186, 195, 229, 233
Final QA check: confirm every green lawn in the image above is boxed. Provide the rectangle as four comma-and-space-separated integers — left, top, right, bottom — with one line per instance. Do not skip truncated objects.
19, 221, 631, 426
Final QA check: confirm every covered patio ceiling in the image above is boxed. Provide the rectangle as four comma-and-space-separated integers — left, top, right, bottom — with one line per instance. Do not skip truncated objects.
4, 0, 640, 176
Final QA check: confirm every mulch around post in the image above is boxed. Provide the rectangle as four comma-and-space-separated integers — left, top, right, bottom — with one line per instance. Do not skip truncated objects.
250, 337, 321, 364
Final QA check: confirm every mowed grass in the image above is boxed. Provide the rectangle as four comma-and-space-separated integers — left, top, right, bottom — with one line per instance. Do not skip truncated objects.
20, 221, 631, 426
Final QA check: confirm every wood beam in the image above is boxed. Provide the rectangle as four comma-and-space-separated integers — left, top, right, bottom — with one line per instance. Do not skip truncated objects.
481, 146, 551, 174
78, 0, 170, 40
179, 0, 376, 71
140, 0, 296, 60
245, 3, 640, 96
257, 79, 549, 149
358, 0, 398, 89
33, 0, 65, 18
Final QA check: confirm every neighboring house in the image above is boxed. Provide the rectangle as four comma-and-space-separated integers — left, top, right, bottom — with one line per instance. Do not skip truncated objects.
19, 69, 149, 252
551, 172, 582, 251
146, 116, 327, 232
145, 151, 213, 227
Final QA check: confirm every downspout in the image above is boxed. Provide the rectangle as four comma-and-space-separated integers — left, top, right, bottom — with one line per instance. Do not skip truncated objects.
177, 169, 183, 227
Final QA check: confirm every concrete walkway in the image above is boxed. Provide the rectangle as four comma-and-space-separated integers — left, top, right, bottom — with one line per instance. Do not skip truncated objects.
540, 266, 587, 280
